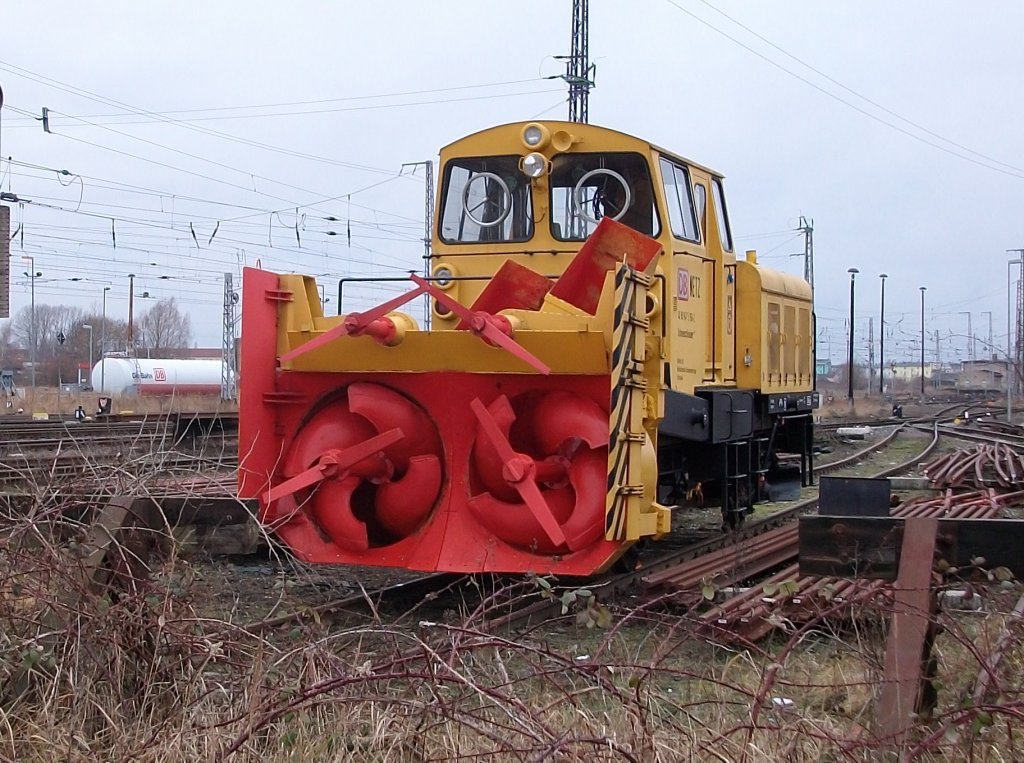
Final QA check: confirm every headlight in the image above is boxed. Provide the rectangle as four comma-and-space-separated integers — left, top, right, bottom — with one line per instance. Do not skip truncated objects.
432, 264, 456, 289
521, 123, 550, 149
520, 152, 548, 178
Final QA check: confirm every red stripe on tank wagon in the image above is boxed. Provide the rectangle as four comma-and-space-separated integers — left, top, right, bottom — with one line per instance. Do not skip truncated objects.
137, 384, 223, 396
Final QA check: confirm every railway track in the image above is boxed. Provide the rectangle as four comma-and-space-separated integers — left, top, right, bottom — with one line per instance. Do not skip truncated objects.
7, 404, 984, 638
481, 418, 943, 631
697, 488, 1017, 643
814, 400, 994, 433
217, 415, 929, 634
0, 415, 238, 487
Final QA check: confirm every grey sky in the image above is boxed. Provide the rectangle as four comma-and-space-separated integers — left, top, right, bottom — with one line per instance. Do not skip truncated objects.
1, 1, 1021, 365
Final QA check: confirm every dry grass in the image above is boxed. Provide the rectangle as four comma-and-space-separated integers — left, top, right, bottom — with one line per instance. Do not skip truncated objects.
11, 387, 236, 417
2, 486, 1024, 760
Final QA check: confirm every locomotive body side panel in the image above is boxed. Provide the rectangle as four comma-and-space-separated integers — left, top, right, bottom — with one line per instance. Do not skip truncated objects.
735, 257, 814, 393
667, 251, 710, 395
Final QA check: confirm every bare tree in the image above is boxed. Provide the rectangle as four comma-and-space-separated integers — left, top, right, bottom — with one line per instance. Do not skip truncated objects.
72, 312, 123, 364
11, 302, 84, 351
137, 298, 192, 356
0, 320, 13, 367
7, 306, 130, 384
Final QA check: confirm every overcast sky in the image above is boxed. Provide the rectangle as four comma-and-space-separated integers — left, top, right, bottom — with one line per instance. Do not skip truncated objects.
1, 1, 1021, 366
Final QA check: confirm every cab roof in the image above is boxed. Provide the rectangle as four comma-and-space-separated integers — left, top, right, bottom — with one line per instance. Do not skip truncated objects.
438, 120, 725, 180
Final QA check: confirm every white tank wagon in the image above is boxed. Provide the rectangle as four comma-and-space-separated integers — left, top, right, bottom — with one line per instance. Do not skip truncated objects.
91, 358, 225, 397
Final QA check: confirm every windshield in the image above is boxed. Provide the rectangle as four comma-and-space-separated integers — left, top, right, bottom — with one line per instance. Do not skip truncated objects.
439, 156, 533, 244
549, 152, 659, 241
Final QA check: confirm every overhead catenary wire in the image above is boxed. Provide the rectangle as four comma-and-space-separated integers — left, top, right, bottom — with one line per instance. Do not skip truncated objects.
4, 159, 426, 225
0, 61, 560, 346
0, 75, 559, 125
0, 62, 415, 176
4, 140, 425, 255
661, 0, 1024, 180
29, 115, 415, 218
692, 0, 1024, 177
6, 87, 567, 128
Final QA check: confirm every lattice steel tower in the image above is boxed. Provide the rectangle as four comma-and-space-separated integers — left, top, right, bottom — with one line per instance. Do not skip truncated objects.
560, 0, 594, 123
796, 215, 814, 290
1017, 264, 1024, 396
222, 272, 238, 401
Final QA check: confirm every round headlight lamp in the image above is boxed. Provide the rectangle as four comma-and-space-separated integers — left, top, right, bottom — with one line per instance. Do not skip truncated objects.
432, 264, 456, 290
520, 152, 549, 179
521, 122, 550, 150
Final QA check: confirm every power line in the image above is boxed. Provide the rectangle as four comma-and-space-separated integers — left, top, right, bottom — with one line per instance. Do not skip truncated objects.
9, 126, 417, 231
0, 61, 409, 176
693, 0, 1024, 176
23, 106, 417, 218
661, 0, 1024, 180
6, 87, 565, 127
5, 159, 425, 224
1, 77, 552, 122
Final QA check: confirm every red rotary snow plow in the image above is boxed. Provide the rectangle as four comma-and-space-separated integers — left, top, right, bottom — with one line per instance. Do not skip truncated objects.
238, 219, 671, 575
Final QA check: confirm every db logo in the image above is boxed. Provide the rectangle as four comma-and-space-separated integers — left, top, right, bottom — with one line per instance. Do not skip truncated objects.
677, 268, 690, 300
153, 368, 167, 382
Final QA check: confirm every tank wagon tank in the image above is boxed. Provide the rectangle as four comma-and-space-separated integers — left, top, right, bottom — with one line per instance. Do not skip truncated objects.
92, 357, 223, 397
238, 120, 816, 576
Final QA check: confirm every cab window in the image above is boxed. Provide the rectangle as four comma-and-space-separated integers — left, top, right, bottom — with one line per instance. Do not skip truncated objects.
659, 158, 700, 242
549, 152, 659, 240
712, 178, 733, 252
439, 156, 533, 244
693, 183, 707, 239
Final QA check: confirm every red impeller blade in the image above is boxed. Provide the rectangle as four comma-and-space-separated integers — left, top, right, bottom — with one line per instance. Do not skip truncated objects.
470, 395, 520, 502
375, 454, 443, 538
264, 462, 330, 505
561, 446, 607, 551
410, 274, 551, 375
520, 390, 609, 455
467, 486, 575, 554
348, 382, 442, 471
279, 281, 429, 363
470, 397, 566, 548
263, 427, 404, 505
309, 475, 368, 551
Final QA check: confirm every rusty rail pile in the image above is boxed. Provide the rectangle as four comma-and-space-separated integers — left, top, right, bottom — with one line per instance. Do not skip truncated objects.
643, 521, 799, 595
650, 489, 1019, 644
924, 443, 1024, 490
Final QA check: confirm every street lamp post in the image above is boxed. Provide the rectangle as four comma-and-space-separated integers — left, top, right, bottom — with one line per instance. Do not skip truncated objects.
959, 311, 973, 361
1008, 258, 1022, 421
847, 268, 859, 401
879, 273, 887, 396
81, 324, 93, 385
101, 286, 111, 393
127, 273, 136, 353
920, 286, 928, 397
21, 256, 40, 389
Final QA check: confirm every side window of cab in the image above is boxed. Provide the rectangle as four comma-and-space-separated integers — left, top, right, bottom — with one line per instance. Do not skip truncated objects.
711, 177, 733, 252
658, 157, 700, 243
692, 182, 706, 241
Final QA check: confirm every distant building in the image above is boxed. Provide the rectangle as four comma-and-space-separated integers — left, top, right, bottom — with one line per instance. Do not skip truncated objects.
137, 347, 222, 360
955, 358, 1009, 393
884, 361, 943, 394
168, 347, 222, 360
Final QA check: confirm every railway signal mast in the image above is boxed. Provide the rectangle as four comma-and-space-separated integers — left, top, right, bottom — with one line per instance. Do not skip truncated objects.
795, 215, 814, 290
401, 161, 435, 328
555, 0, 595, 123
